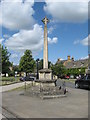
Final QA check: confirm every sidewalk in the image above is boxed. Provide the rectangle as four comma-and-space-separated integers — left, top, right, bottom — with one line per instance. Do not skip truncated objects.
0, 81, 31, 92
2, 87, 88, 118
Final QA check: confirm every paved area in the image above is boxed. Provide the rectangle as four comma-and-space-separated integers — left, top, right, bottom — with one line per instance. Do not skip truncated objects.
2, 87, 88, 118
57, 79, 75, 88
0, 79, 75, 93
0, 81, 31, 92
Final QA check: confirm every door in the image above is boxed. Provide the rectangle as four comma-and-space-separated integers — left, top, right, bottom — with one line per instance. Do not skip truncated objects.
83, 75, 90, 88
79, 76, 85, 88
85, 75, 90, 88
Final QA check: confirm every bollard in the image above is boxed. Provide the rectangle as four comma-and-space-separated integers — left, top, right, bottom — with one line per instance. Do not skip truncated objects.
25, 81, 26, 91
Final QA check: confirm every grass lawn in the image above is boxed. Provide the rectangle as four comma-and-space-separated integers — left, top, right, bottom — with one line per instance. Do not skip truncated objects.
0, 77, 21, 86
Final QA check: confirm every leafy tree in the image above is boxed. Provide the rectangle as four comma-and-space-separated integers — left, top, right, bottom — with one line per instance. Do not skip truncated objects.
13, 65, 19, 72
38, 59, 52, 70
19, 50, 35, 74
2, 45, 11, 75
38, 59, 43, 70
67, 68, 86, 76
51, 63, 66, 78
66, 68, 86, 76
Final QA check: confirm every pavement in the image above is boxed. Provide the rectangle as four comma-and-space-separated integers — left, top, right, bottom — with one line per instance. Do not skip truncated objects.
0, 79, 89, 118
2, 86, 88, 118
0, 79, 75, 93
0, 80, 75, 92
57, 79, 75, 88
0, 81, 32, 92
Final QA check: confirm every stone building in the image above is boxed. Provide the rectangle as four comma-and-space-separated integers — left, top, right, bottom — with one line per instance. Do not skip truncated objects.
56, 55, 88, 70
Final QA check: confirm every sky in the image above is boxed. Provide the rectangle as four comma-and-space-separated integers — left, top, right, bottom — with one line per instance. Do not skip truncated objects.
0, 0, 89, 65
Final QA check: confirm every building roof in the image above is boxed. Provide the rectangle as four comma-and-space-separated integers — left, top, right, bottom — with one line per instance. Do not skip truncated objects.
65, 59, 88, 69
57, 58, 88, 69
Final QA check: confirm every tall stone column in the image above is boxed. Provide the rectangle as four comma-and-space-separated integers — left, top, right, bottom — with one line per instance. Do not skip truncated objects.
39, 16, 52, 80
42, 16, 49, 69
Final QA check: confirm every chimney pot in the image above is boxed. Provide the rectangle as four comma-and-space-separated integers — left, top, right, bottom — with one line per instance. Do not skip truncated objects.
67, 55, 70, 60
72, 57, 74, 61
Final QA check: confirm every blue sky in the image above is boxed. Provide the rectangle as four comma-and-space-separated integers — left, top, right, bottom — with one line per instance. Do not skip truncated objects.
0, 0, 89, 65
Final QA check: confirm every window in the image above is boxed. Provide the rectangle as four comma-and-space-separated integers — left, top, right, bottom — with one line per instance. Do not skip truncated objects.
87, 75, 90, 80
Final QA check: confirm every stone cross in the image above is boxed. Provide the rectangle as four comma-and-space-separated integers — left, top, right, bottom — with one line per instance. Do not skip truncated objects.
42, 16, 49, 69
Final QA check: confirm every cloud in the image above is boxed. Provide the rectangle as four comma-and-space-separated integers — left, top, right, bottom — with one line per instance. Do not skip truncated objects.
74, 35, 90, 46
5, 24, 43, 53
44, 0, 89, 2
10, 52, 24, 65
48, 26, 55, 34
3, 34, 10, 38
44, 1, 88, 23
0, 0, 35, 30
11, 53, 18, 58
0, 38, 4, 44
5, 24, 58, 54
81, 36, 88, 46
73, 40, 80, 45
80, 56, 89, 60
48, 37, 58, 44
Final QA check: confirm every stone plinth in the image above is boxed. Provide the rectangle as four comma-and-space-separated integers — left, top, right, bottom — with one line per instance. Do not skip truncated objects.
35, 79, 57, 87
39, 68, 52, 80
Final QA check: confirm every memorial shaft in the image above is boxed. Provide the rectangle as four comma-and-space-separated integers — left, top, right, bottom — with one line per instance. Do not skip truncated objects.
42, 17, 49, 69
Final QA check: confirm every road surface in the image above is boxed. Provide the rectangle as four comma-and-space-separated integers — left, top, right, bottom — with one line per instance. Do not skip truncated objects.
57, 79, 75, 88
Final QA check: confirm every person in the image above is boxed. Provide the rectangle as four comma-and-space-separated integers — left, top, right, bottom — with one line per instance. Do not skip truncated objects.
79, 75, 81, 79
54, 80, 57, 86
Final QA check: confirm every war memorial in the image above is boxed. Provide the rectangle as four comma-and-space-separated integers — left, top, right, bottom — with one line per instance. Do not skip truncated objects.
23, 17, 67, 99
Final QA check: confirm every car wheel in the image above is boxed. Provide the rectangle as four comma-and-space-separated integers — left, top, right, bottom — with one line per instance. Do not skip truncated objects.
75, 82, 80, 88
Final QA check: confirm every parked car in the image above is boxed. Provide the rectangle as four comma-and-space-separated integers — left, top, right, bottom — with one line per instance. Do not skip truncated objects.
65, 76, 69, 79
70, 75, 74, 79
60, 76, 65, 79
20, 76, 36, 81
75, 74, 90, 89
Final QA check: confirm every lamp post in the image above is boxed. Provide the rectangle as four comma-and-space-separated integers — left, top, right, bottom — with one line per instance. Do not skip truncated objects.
36, 58, 39, 79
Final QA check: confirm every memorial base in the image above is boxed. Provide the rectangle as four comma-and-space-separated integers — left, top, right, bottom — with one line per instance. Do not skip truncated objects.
39, 68, 52, 80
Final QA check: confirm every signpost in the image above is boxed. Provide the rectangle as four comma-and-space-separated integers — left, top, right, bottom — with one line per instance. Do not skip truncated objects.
24, 72, 26, 91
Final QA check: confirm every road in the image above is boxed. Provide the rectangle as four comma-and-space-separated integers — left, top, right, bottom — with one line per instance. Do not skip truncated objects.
2, 87, 88, 118
57, 79, 75, 88
1, 79, 89, 118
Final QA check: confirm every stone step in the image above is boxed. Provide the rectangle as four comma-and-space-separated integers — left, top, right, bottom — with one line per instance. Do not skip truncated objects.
40, 94, 67, 99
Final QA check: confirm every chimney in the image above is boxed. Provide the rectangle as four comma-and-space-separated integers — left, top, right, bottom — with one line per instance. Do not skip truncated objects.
58, 58, 61, 62
72, 57, 74, 61
67, 55, 70, 61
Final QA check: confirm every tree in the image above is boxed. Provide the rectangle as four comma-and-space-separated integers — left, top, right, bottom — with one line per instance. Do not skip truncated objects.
66, 68, 86, 76
51, 63, 66, 78
13, 65, 19, 72
19, 50, 35, 74
38, 59, 43, 70
2, 45, 11, 75
38, 59, 52, 70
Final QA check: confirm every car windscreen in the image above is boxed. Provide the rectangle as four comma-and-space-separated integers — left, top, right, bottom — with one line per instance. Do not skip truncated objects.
87, 75, 90, 80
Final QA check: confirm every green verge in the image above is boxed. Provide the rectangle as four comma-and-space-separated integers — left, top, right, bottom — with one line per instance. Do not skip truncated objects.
0, 77, 21, 86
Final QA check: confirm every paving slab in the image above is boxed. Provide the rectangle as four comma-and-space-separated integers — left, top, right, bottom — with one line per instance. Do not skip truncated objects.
2, 87, 88, 118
